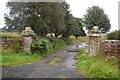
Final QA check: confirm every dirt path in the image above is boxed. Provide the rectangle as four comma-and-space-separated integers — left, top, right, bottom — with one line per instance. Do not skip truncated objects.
2, 42, 88, 78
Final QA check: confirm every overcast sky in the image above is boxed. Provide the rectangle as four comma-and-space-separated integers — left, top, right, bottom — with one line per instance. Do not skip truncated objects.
0, 0, 119, 32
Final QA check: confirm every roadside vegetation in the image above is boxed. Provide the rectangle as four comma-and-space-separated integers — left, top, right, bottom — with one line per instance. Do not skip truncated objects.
1, 32, 88, 67
107, 30, 120, 40
76, 49, 118, 78
1, 36, 69, 66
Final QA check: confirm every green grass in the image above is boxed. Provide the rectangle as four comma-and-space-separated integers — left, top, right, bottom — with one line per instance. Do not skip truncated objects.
1, 42, 67, 67
76, 49, 119, 78
1, 36, 88, 67
59, 74, 67, 78
48, 57, 62, 66
1, 52, 43, 66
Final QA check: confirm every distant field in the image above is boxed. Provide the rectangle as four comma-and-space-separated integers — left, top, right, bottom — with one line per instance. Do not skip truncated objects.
0, 32, 21, 38
70, 36, 89, 43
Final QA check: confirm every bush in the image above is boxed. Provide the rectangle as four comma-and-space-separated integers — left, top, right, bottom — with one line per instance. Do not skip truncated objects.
107, 30, 120, 40
48, 37, 67, 47
2, 37, 68, 66
31, 38, 53, 57
59, 37, 73, 45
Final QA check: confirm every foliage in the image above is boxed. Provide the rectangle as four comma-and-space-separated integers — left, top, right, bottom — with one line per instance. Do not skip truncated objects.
31, 38, 53, 57
4, 2, 65, 37
83, 6, 111, 33
1, 37, 68, 66
76, 49, 118, 78
48, 37, 67, 47
1, 52, 43, 66
59, 37, 73, 45
107, 30, 120, 40
4, 2, 86, 38
72, 18, 86, 39
61, 3, 74, 37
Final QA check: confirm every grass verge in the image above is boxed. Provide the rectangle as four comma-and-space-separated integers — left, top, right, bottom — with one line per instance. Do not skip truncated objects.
1, 36, 88, 67
76, 49, 119, 78
1, 43, 67, 67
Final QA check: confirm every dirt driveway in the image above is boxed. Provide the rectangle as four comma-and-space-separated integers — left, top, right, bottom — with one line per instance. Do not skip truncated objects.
2, 42, 88, 78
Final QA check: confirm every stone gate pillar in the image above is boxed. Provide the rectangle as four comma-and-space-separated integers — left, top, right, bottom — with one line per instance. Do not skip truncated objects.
88, 26, 101, 56
21, 27, 36, 55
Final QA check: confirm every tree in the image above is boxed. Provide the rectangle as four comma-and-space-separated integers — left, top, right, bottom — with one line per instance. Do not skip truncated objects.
73, 18, 86, 39
43, 3, 66, 37
4, 2, 44, 33
61, 2, 73, 38
60, 2, 86, 38
107, 30, 120, 40
4, 2, 66, 37
83, 6, 111, 33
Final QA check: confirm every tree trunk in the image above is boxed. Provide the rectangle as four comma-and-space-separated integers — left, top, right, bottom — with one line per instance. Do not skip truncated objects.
76, 36, 78, 39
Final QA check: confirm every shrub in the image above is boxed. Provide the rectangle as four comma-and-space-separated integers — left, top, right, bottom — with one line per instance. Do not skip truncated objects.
48, 37, 67, 47
31, 38, 53, 57
107, 30, 120, 40
59, 37, 73, 45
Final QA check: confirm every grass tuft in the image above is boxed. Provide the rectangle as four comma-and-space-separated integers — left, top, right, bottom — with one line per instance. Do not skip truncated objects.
76, 49, 118, 78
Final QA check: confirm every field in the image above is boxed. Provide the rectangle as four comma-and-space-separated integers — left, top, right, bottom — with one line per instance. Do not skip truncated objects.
0, 32, 21, 38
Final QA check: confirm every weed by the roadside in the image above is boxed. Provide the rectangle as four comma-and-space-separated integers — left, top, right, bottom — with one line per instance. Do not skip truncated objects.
59, 74, 67, 78
48, 57, 62, 66
76, 49, 118, 78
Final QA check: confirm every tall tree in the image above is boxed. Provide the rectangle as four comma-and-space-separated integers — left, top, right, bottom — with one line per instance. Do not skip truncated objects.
73, 18, 86, 39
4, 2, 66, 37
61, 2, 74, 38
83, 6, 111, 33
43, 3, 66, 37
4, 2, 44, 33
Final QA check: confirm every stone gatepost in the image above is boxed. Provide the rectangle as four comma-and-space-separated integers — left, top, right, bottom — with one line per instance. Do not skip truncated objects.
88, 26, 101, 56
21, 27, 36, 55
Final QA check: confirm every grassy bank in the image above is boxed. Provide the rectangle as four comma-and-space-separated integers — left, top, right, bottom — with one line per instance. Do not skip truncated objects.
1, 44, 67, 67
1, 36, 88, 67
1, 37, 67, 67
76, 49, 118, 78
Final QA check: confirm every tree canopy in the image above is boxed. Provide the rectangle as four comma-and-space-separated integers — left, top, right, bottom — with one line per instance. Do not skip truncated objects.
4, 2, 86, 38
83, 6, 111, 33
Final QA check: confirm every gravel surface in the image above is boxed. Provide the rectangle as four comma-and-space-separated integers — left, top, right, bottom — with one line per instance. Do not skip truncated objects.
2, 42, 88, 78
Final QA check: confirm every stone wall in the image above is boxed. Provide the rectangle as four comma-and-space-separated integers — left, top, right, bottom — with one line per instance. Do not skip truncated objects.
101, 40, 120, 58
1, 37, 18, 48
